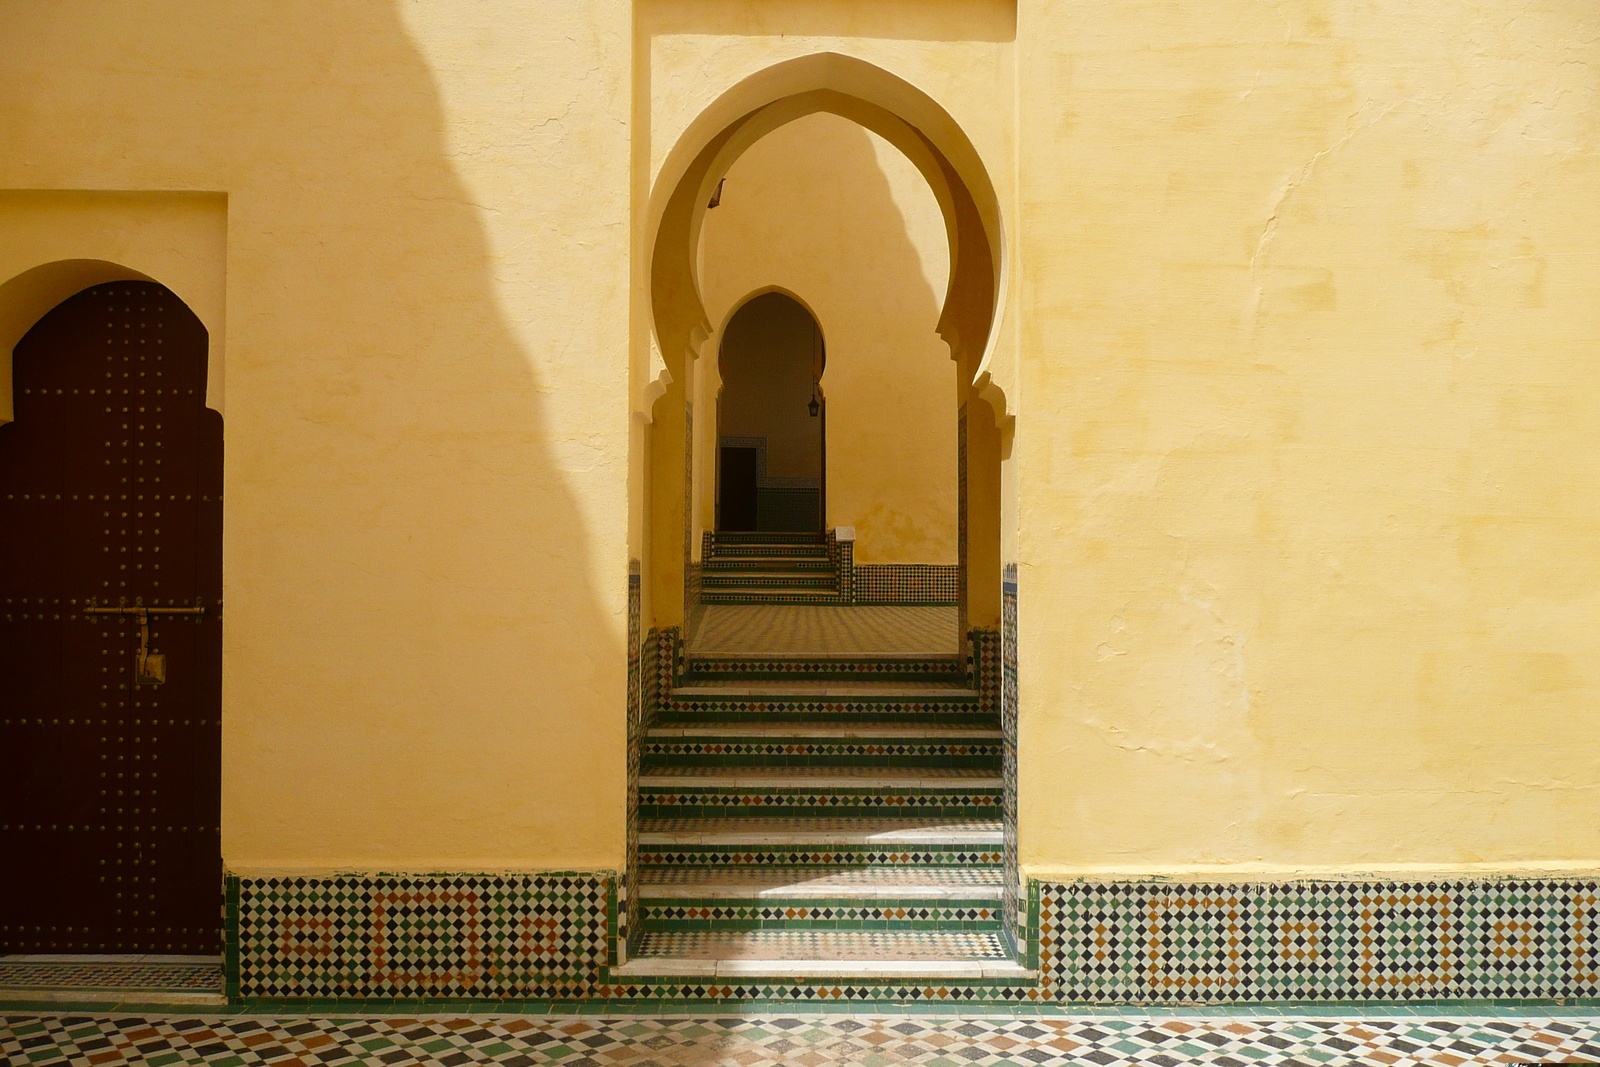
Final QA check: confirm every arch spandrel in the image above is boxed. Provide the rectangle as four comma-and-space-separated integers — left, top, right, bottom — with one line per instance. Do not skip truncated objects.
644, 52, 1011, 426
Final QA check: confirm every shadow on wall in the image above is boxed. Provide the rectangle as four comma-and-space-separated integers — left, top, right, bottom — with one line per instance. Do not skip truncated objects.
2, 3, 624, 867
701, 113, 958, 564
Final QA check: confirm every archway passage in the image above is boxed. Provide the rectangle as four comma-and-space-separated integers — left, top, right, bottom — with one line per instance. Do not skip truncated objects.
0, 281, 222, 955
716, 291, 824, 533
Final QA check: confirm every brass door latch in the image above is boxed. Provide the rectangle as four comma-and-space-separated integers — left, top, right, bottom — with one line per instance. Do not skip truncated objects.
84, 600, 207, 685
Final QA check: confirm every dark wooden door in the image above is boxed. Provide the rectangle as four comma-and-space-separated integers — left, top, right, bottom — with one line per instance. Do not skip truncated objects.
718, 446, 758, 532
0, 281, 222, 954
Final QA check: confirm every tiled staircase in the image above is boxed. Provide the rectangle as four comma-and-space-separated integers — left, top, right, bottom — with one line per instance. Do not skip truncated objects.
617, 642, 1027, 980
699, 531, 838, 604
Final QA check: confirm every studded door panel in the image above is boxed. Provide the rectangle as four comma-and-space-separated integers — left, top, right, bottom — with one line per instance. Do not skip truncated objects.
0, 282, 222, 954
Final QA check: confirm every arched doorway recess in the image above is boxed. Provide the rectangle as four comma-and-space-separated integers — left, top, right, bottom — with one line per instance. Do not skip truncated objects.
631, 55, 1020, 975
715, 291, 826, 534
645, 53, 1007, 649
0, 279, 222, 955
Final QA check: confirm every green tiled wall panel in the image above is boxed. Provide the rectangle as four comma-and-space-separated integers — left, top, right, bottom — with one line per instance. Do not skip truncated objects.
230, 872, 1600, 1004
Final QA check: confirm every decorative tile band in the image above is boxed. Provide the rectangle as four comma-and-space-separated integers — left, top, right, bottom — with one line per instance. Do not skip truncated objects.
657, 700, 988, 725
853, 564, 960, 605
701, 573, 835, 589
636, 788, 1001, 818
682, 655, 964, 681
635, 847, 1004, 868
229, 874, 1600, 1003
703, 557, 833, 572
228, 872, 613, 1000
1001, 565, 1019, 952
1039, 879, 1600, 1002
642, 738, 1000, 768
700, 590, 842, 604
624, 569, 643, 959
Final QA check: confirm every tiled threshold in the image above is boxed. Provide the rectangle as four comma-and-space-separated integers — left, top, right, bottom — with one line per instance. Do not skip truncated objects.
0, 954, 226, 1007
640, 816, 1002, 846
0, 988, 229, 1006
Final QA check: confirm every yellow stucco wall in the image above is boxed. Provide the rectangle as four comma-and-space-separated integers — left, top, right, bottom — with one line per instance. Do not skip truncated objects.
1016, 0, 1600, 877
2, 1, 632, 872
4, 0, 1597, 882
696, 112, 958, 563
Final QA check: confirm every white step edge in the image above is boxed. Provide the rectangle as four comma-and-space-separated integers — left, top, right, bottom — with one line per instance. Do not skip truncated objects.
640, 830, 1003, 846
610, 958, 1033, 980
688, 652, 960, 662
670, 686, 976, 698
0, 989, 228, 1006
639, 883, 1002, 900
640, 774, 1003, 789
648, 725, 1001, 739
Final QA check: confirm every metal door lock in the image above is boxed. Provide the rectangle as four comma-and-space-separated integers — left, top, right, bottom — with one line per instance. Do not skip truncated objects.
85, 600, 206, 686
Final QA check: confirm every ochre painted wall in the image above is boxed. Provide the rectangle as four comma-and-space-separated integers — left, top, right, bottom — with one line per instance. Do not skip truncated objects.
697, 112, 958, 563
1, 1, 632, 873
1016, 0, 1600, 878
5, 0, 1598, 885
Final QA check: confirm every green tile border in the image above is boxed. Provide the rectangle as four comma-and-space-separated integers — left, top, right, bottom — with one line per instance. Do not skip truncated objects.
217, 873, 1600, 1006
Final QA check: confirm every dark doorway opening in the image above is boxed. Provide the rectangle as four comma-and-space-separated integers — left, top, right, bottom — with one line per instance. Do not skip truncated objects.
716, 292, 825, 533
0, 281, 222, 954
718, 445, 759, 531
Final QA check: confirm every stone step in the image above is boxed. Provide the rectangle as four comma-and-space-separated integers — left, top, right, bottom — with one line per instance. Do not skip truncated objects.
612, 931, 1029, 980
640, 780, 998, 825
681, 653, 966, 684
703, 557, 833, 571
709, 548, 831, 561
639, 815, 1001, 843
637, 816, 1002, 869
638, 775, 1000, 818
641, 734, 1000, 770
637, 896, 1003, 934
710, 537, 829, 548
659, 692, 986, 725
648, 724, 999, 738
699, 590, 841, 605
640, 767, 1001, 787
637, 864, 1003, 899
700, 572, 836, 590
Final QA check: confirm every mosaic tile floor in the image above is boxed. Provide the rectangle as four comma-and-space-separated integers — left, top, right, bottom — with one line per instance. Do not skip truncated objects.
691, 605, 958, 655
6, 1014, 1600, 1066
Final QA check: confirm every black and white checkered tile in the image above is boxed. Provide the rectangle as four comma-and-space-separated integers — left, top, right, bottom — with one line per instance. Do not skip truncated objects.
5, 1014, 1599, 1066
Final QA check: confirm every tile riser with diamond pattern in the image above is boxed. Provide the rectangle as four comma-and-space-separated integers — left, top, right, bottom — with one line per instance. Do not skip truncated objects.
636, 846, 1003, 867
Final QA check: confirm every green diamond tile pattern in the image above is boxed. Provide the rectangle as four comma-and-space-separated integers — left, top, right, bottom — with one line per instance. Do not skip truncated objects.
1038, 879, 1600, 1002
6, 1014, 1600, 1066
231, 874, 612, 1000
